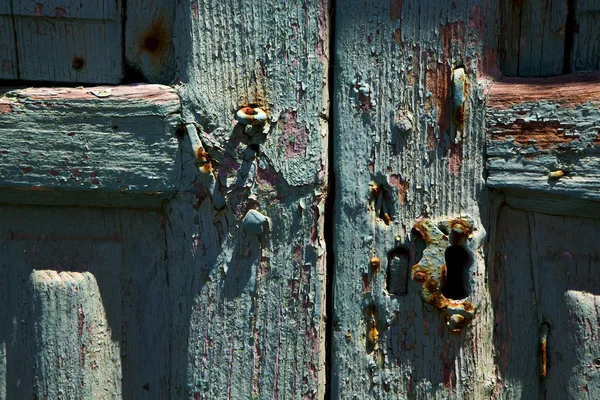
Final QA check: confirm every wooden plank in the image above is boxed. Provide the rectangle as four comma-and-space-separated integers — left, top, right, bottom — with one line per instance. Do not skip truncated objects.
331, 1, 498, 398
499, 0, 567, 76
0, 206, 172, 399
0, 84, 181, 207
168, 0, 330, 397
492, 207, 600, 398
0, 2, 18, 80
571, 0, 600, 71
12, 0, 123, 83
125, 0, 175, 83
486, 73, 600, 209
490, 206, 540, 398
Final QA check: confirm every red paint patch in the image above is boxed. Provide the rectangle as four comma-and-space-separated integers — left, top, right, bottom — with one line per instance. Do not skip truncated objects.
389, 174, 409, 205
0, 100, 11, 114
425, 62, 451, 136
448, 143, 463, 176
20, 166, 33, 174
280, 111, 309, 159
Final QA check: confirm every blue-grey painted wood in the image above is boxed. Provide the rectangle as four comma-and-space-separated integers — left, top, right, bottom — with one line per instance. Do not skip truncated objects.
486, 73, 600, 215
125, 0, 175, 84
499, 0, 567, 76
11, 0, 122, 83
169, 0, 330, 397
0, 84, 181, 207
0, 206, 171, 399
572, 0, 600, 71
332, 1, 498, 398
491, 206, 600, 398
0, 2, 17, 80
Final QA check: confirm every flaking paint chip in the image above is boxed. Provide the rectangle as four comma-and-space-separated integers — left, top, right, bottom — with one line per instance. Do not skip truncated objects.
243, 209, 270, 235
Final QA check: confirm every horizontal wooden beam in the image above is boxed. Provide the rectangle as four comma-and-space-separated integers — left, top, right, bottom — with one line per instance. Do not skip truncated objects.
0, 84, 181, 207
486, 72, 600, 216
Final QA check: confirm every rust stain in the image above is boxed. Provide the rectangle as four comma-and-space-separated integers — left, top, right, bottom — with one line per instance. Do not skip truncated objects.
412, 220, 433, 243
424, 278, 439, 293
412, 270, 428, 283
540, 339, 547, 378
370, 256, 381, 274
140, 17, 171, 61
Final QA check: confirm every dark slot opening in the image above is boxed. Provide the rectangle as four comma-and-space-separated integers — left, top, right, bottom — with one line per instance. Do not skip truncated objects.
441, 245, 470, 300
387, 247, 410, 295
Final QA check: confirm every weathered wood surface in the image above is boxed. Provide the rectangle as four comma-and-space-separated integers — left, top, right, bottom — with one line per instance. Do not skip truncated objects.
331, 1, 498, 398
571, 0, 600, 71
0, 84, 180, 207
166, 0, 329, 398
125, 0, 175, 84
0, 207, 170, 399
499, 0, 567, 76
486, 73, 600, 215
10, 0, 123, 83
0, 1, 17, 80
491, 206, 600, 398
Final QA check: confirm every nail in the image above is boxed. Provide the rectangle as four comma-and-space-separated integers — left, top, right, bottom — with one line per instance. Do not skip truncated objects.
236, 106, 267, 126
548, 170, 564, 180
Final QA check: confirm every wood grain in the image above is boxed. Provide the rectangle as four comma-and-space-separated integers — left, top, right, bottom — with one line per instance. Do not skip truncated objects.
0, 207, 171, 399
331, 1, 498, 398
491, 206, 600, 398
499, 0, 567, 76
486, 73, 600, 208
11, 0, 123, 83
168, 0, 330, 398
0, 84, 181, 207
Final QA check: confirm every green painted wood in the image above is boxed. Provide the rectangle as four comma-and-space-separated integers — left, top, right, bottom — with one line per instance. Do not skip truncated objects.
486, 73, 600, 209
125, 0, 175, 84
332, 1, 499, 398
11, 0, 122, 83
0, 84, 181, 207
571, 0, 600, 71
491, 206, 600, 398
167, 0, 330, 398
0, 206, 171, 399
499, 0, 567, 76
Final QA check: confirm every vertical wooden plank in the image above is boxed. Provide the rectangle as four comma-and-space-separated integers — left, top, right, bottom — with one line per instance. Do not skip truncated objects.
28, 270, 122, 399
120, 209, 171, 399
12, 0, 122, 83
0, 206, 175, 399
492, 209, 600, 398
571, 0, 600, 71
499, 0, 567, 76
125, 0, 175, 83
170, 0, 329, 398
528, 213, 600, 398
490, 207, 541, 398
0, 2, 18, 80
2, 235, 123, 399
332, 1, 498, 398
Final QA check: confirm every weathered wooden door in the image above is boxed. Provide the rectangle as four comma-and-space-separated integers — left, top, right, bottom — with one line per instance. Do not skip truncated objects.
1, 1, 599, 399
330, 1, 600, 399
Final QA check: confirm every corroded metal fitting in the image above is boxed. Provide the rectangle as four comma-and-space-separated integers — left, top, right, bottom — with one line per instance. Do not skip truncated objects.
411, 217, 476, 332
236, 106, 267, 126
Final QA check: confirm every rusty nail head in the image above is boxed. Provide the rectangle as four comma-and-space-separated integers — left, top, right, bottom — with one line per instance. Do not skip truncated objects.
236, 106, 267, 126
